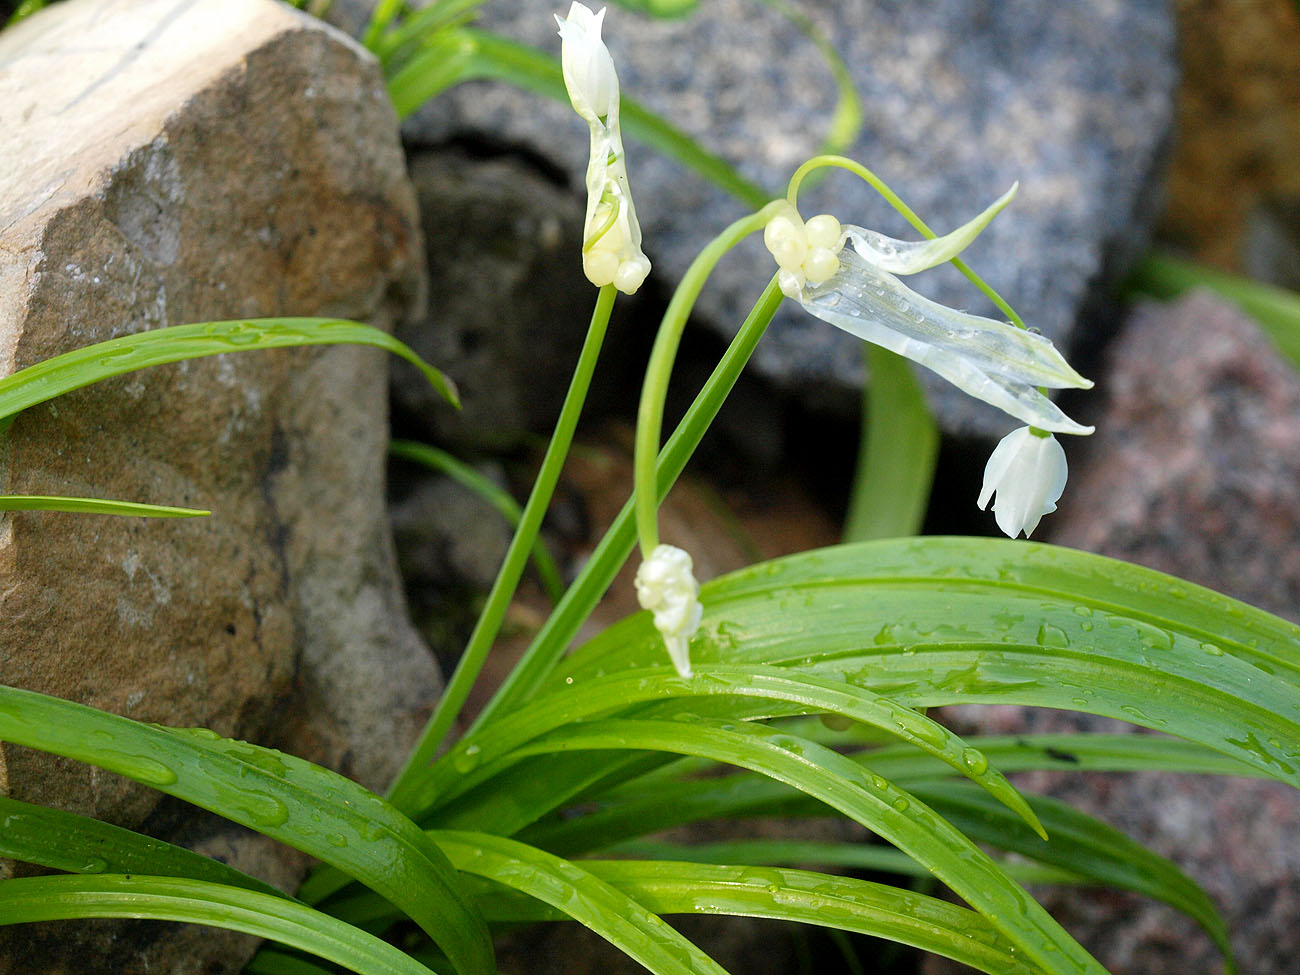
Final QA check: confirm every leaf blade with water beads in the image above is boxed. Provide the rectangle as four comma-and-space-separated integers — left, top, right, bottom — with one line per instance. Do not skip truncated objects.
0, 317, 458, 424
0, 875, 435, 975
430, 831, 731, 975
581, 860, 1043, 975
500, 715, 1107, 975
908, 780, 1234, 971
0, 685, 492, 975
398, 665, 1043, 839
553, 538, 1300, 791
0, 795, 281, 896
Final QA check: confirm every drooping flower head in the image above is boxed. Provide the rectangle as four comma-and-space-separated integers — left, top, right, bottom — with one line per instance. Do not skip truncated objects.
556, 3, 651, 294
634, 544, 702, 677
764, 177, 1094, 537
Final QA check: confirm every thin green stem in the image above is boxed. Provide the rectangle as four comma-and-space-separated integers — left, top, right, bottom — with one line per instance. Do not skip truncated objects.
462, 278, 786, 743
634, 203, 786, 557
787, 154, 1025, 329
387, 284, 617, 800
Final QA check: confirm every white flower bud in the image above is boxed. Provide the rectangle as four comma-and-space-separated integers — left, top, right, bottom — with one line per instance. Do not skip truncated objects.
555, 3, 619, 124
634, 544, 703, 677
556, 4, 652, 294
978, 426, 1069, 538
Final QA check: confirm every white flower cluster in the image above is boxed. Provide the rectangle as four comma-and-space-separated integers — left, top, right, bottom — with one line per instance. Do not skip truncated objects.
556, 3, 651, 294
763, 204, 846, 299
634, 544, 703, 678
763, 186, 1092, 539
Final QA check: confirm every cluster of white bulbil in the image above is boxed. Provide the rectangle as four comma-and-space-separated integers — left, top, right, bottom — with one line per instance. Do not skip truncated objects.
556, 3, 652, 295
762, 203, 845, 299
634, 544, 703, 678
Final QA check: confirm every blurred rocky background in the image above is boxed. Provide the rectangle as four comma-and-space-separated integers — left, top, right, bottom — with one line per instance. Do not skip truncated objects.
2, 0, 1298, 972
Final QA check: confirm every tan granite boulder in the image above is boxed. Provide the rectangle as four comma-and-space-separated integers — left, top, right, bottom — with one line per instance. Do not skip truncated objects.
0, 0, 440, 970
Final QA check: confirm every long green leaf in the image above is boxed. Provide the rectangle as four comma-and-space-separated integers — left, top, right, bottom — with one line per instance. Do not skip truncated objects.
554, 538, 1300, 789
0, 495, 208, 518
431, 831, 731, 975
397, 665, 1043, 838
519, 732, 1265, 856
0, 875, 433, 975
0, 795, 281, 897
0, 318, 459, 423
501, 716, 1106, 975
0, 686, 492, 975
909, 781, 1233, 971
606, 837, 1084, 886
584, 860, 1042, 975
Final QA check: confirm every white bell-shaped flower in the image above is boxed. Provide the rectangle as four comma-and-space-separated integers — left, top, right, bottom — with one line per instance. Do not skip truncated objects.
634, 544, 703, 677
767, 185, 1094, 435
555, 2, 619, 123
556, 3, 651, 294
978, 426, 1069, 538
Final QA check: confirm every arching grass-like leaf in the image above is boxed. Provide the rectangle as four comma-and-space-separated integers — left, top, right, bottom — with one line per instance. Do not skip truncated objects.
431, 831, 730, 975
908, 781, 1233, 970
0, 317, 459, 424
495, 716, 1106, 975
396, 666, 1042, 838
0, 685, 492, 975
583, 860, 1041, 975
0, 795, 281, 897
554, 539, 1300, 790
0, 875, 435, 975
0, 495, 208, 518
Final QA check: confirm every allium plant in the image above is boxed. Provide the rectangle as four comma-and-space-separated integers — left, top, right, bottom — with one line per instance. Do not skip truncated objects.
1, 5, 1297, 975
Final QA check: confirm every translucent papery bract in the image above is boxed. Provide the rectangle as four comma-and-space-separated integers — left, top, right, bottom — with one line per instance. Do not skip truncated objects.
853, 183, 1019, 276
801, 237, 1094, 435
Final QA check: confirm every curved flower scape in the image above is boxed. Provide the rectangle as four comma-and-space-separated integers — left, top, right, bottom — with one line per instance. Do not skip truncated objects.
556, 3, 652, 294
765, 186, 1094, 436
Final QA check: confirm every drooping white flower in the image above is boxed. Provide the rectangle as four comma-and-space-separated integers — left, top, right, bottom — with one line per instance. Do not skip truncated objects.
556, 3, 651, 294
634, 544, 702, 677
978, 426, 1069, 538
765, 185, 1094, 435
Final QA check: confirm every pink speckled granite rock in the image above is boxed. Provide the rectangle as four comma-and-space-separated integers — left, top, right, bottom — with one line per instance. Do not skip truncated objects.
930, 290, 1300, 975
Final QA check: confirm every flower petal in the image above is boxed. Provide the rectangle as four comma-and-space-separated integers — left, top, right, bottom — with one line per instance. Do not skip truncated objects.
799, 242, 1094, 434
848, 184, 1018, 275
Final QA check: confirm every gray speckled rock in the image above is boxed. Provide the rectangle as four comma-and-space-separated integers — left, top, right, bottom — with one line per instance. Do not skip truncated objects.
396, 0, 1176, 434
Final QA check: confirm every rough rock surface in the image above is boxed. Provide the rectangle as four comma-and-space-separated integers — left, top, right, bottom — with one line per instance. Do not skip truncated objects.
395, 0, 1177, 433
0, 1, 438, 971
929, 291, 1300, 974
392, 147, 613, 446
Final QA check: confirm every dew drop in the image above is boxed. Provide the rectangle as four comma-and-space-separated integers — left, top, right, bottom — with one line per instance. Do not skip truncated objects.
891, 797, 910, 812
1201, 642, 1224, 656
961, 747, 989, 775
1035, 623, 1069, 649
81, 856, 109, 874
453, 744, 482, 774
